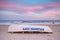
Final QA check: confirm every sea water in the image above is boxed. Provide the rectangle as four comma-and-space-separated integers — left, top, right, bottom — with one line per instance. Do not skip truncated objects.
0, 20, 60, 25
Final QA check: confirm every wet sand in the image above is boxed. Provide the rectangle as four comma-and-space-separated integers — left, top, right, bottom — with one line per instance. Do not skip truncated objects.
0, 25, 60, 40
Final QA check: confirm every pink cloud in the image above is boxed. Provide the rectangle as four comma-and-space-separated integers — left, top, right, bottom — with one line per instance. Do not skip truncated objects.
0, 3, 44, 11
42, 9, 60, 15
0, 2, 60, 11
47, 2, 60, 8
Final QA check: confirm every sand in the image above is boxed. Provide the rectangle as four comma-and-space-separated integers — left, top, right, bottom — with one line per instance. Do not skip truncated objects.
0, 25, 60, 40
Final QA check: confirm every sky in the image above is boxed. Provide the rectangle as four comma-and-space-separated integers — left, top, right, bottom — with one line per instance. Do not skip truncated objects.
0, 0, 60, 20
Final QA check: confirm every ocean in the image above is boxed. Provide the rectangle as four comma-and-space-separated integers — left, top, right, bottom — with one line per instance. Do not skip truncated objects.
0, 20, 60, 25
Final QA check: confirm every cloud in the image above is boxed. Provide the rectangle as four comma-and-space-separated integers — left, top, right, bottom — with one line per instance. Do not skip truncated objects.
47, 2, 60, 8
0, 3, 44, 11
0, 9, 60, 20
0, 10, 19, 16
0, 2, 60, 20
42, 9, 60, 14
0, 2, 60, 12
22, 9, 60, 20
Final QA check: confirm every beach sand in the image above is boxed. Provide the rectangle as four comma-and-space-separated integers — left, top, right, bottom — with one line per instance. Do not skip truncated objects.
0, 25, 60, 40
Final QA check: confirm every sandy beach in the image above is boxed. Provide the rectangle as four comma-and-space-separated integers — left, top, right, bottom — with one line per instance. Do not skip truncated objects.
0, 24, 60, 40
